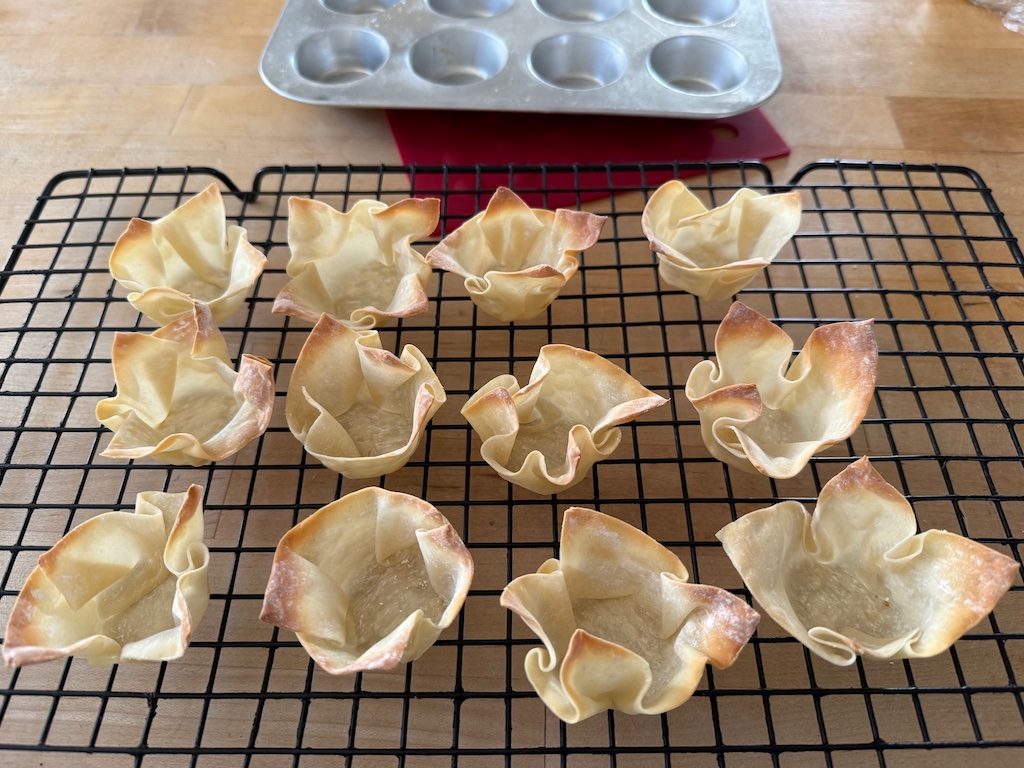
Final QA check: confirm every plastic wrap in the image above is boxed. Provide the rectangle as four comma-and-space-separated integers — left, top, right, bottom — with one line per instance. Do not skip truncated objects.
970, 0, 1024, 33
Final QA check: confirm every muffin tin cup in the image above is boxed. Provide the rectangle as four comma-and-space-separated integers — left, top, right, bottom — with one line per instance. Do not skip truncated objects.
260, 0, 782, 118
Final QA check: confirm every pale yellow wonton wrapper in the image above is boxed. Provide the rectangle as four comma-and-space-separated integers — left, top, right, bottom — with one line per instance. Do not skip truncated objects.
286, 313, 446, 479
686, 301, 877, 478
502, 507, 759, 723
717, 457, 1019, 666
272, 196, 439, 327
260, 487, 474, 675
462, 344, 667, 495
95, 302, 275, 466
426, 187, 606, 322
109, 183, 268, 325
3, 485, 209, 667
642, 180, 802, 301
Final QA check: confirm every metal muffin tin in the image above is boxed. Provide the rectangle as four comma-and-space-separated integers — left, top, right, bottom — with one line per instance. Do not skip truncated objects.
259, 0, 783, 118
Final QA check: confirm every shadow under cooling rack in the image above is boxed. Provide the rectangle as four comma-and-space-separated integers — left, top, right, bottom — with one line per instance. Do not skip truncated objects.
1, 161, 1023, 767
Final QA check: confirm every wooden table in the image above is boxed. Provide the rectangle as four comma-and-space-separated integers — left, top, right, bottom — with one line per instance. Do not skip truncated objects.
3, 0, 1024, 252
2, 1, 1024, 766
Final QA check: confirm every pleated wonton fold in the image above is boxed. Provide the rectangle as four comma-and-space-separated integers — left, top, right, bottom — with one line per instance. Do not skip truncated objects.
426, 187, 606, 322
273, 196, 439, 327
3, 485, 209, 667
502, 507, 759, 723
109, 183, 267, 325
462, 344, 667, 494
285, 313, 446, 478
686, 302, 877, 478
717, 458, 1019, 666
95, 302, 275, 466
642, 180, 802, 301
260, 487, 474, 675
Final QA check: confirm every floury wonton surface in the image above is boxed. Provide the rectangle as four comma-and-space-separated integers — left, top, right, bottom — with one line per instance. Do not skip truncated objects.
426, 187, 605, 322
642, 180, 802, 301
273, 196, 439, 327
285, 314, 446, 479
260, 487, 473, 675
686, 302, 877, 478
95, 302, 274, 466
462, 344, 667, 494
502, 507, 759, 723
717, 458, 1019, 665
109, 183, 267, 325
3, 486, 209, 667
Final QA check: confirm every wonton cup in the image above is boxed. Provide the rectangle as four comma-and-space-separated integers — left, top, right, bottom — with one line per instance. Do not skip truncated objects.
685, 302, 877, 479
3, 485, 209, 667
260, 487, 474, 675
502, 507, 759, 723
462, 344, 667, 495
109, 183, 267, 325
717, 458, 1019, 666
426, 187, 606, 322
272, 196, 439, 327
642, 180, 802, 301
286, 314, 446, 479
95, 302, 275, 466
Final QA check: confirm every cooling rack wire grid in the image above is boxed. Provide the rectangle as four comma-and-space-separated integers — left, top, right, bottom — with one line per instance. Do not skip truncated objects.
1, 161, 1022, 767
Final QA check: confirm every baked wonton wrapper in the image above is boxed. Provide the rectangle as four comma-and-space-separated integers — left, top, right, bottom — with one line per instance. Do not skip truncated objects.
260, 487, 474, 675
425, 187, 606, 322
3, 485, 209, 667
272, 196, 439, 327
686, 302, 877, 478
717, 458, 1019, 666
109, 183, 267, 325
642, 180, 802, 301
286, 313, 446, 479
502, 507, 759, 723
95, 302, 275, 466
462, 344, 667, 494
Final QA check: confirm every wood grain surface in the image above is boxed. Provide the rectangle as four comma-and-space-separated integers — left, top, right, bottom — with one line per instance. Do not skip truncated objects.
3, 0, 1024, 258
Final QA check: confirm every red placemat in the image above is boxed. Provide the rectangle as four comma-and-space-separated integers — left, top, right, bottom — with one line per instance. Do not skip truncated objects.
386, 108, 789, 221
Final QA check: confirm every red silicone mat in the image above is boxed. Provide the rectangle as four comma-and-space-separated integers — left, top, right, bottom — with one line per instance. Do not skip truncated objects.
386, 108, 789, 220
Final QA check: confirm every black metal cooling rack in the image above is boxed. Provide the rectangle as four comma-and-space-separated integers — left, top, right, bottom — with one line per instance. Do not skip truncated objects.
1, 161, 1022, 767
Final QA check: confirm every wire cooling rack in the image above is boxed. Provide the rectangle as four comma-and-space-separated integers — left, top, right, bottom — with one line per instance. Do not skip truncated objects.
1, 161, 1022, 767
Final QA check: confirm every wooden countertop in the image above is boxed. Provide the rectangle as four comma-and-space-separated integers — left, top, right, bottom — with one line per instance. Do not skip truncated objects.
3, 0, 1024, 255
